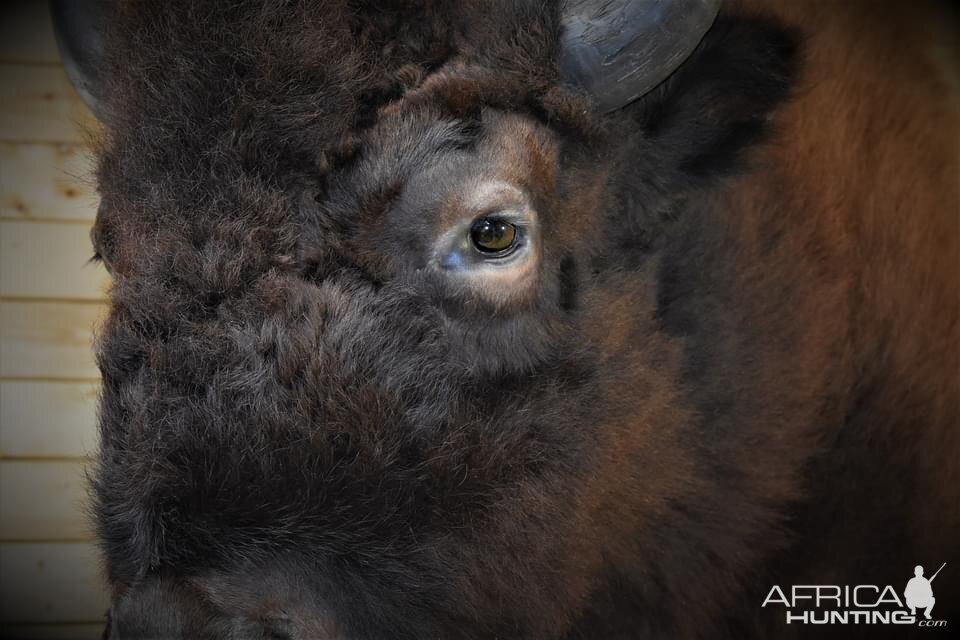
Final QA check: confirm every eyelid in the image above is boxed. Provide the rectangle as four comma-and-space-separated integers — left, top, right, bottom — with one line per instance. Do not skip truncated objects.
465, 181, 528, 215
474, 209, 529, 225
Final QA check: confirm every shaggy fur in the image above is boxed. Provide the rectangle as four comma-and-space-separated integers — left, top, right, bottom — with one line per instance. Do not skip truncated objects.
89, 1, 958, 638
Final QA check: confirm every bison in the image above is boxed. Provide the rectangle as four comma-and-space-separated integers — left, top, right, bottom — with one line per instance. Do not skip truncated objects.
53, 0, 957, 637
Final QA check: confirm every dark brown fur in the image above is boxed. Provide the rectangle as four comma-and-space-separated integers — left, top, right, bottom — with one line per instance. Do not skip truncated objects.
89, 1, 958, 637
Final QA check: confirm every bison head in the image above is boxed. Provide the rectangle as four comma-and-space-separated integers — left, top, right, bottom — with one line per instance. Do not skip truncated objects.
59, 0, 802, 636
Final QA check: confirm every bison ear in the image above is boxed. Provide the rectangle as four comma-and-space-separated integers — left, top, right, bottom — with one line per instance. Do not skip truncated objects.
50, 0, 109, 121
631, 15, 800, 181
559, 0, 722, 113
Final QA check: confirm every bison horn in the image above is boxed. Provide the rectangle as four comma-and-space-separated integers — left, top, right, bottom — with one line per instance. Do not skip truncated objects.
560, 0, 722, 112
50, 0, 109, 121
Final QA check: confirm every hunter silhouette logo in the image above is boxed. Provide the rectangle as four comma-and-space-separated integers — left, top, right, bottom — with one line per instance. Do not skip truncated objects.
762, 563, 948, 627
905, 563, 945, 620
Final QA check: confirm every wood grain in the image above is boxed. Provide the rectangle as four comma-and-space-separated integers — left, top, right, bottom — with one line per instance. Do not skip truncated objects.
1, 221, 109, 299
0, 301, 104, 378
0, 64, 97, 144
0, 3, 112, 629
0, 142, 98, 221
0, 380, 99, 458
0, 461, 93, 540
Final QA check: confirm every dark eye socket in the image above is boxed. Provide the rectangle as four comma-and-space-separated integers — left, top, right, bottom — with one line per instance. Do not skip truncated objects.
469, 217, 518, 255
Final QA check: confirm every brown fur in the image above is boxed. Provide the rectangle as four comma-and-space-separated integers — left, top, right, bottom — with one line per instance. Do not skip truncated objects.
88, 1, 958, 637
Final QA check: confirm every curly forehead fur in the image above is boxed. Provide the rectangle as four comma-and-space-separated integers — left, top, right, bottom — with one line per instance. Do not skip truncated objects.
90, 0, 958, 638
94, 0, 581, 564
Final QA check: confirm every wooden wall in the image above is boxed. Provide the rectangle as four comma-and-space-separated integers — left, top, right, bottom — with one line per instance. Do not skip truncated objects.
1, 2, 109, 637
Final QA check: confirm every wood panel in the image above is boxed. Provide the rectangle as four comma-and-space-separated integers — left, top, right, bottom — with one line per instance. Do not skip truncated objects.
0, 301, 104, 378
0, 64, 96, 144
0, 142, 98, 221
0, 543, 108, 624
0, 1, 60, 64
0, 3, 111, 631
0, 221, 109, 299
0, 381, 99, 458
0, 461, 92, 540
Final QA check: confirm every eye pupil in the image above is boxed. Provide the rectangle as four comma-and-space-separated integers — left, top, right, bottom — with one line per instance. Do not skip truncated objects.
470, 218, 518, 254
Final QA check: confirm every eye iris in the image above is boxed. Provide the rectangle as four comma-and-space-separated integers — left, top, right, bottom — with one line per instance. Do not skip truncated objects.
470, 218, 517, 254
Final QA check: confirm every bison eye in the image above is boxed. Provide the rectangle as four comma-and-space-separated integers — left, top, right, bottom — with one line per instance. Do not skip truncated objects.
431, 181, 539, 307
470, 217, 518, 255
